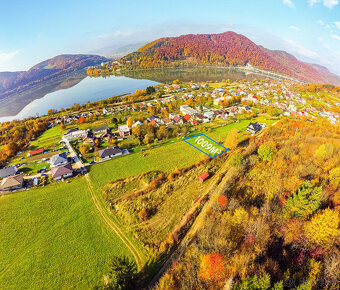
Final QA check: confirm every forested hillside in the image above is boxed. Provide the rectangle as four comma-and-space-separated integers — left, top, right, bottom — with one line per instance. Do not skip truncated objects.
121, 31, 340, 85
155, 118, 340, 289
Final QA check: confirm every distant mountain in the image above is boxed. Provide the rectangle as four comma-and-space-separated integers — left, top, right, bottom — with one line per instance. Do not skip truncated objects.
0, 54, 107, 99
92, 42, 147, 59
122, 31, 340, 85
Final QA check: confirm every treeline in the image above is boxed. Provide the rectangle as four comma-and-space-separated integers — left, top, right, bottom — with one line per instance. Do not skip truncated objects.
0, 118, 49, 166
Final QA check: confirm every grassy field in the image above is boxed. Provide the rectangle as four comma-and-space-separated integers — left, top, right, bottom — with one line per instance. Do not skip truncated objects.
30, 126, 62, 150
89, 116, 276, 189
0, 177, 134, 289
20, 162, 50, 174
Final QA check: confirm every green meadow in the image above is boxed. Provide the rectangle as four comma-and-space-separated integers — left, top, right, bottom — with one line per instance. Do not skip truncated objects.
0, 178, 133, 289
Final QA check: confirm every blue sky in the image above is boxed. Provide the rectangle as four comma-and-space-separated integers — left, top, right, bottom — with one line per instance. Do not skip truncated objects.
0, 0, 340, 74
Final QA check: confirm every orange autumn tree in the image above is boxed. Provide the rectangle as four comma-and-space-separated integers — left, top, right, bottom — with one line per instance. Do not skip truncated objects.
199, 252, 225, 283
218, 195, 228, 208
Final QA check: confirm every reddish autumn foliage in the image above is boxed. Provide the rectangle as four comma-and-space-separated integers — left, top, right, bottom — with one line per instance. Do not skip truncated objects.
199, 252, 225, 283
218, 195, 228, 208
122, 31, 340, 84
78, 117, 85, 123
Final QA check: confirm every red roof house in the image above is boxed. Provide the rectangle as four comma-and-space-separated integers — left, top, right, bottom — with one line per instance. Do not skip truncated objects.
183, 114, 191, 122
150, 119, 156, 126
29, 148, 44, 157
198, 172, 210, 182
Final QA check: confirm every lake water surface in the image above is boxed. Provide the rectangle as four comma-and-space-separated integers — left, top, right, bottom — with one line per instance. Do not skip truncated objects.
0, 67, 266, 122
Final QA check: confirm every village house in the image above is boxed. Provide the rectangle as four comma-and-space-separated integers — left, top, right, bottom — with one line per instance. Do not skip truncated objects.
63, 129, 87, 139
51, 163, 73, 181
118, 125, 130, 137
50, 152, 69, 168
93, 125, 109, 135
98, 147, 123, 160
172, 115, 183, 125
247, 122, 266, 134
100, 128, 115, 141
0, 174, 24, 191
180, 105, 199, 116
0, 166, 18, 179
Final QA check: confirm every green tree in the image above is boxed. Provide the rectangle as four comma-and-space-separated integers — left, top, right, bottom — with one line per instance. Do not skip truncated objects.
258, 144, 274, 161
146, 86, 156, 95
283, 181, 322, 220
105, 256, 137, 290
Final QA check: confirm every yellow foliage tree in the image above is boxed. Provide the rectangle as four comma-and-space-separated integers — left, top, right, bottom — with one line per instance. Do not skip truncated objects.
305, 209, 339, 246
224, 128, 239, 149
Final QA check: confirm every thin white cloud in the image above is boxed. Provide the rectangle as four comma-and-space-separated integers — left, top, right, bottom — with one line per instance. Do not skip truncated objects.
318, 37, 324, 41
334, 21, 340, 29
0, 50, 19, 63
309, 0, 339, 8
283, 39, 320, 59
331, 34, 340, 40
283, 0, 295, 8
290, 25, 301, 31
317, 19, 325, 26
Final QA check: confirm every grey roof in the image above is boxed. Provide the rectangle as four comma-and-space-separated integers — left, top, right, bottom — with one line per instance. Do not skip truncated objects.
50, 152, 68, 166
98, 147, 122, 158
93, 125, 109, 133
66, 128, 79, 135
0, 166, 17, 179
247, 122, 262, 132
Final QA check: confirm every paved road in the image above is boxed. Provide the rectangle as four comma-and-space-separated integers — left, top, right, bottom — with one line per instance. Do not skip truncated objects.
62, 136, 84, 170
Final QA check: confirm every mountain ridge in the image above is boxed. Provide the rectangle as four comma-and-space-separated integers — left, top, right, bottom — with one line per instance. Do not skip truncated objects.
0, 54, 107, 99
121, 31, 340, 85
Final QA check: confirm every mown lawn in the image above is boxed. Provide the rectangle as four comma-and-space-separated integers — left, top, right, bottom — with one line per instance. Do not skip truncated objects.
20, 162, 50, 174
0, 177, 134, 289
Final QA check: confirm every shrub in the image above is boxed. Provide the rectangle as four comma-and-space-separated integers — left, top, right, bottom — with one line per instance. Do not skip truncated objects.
230, 153, 243, 167
234, 273, 271, 290
329, 167, 340, 188
258, 144, 274, 161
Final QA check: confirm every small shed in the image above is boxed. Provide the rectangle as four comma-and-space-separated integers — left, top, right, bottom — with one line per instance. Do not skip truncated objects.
198, 172, 210, 182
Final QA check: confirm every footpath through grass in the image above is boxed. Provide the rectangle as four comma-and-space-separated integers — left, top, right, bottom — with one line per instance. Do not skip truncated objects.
0, 177, 134, 289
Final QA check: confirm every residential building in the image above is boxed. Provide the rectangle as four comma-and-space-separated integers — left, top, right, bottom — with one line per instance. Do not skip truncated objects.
247, 122, 266, 134
180, 105, 199, 116
0, 174, 24, 191
118, 125, 130, 137
50, 152, 68, 168
93, 125, 109, 135
51, 163, 73, 181
0, 166, 18, 179
64, 129, 87, 139
98, 147, 123, 160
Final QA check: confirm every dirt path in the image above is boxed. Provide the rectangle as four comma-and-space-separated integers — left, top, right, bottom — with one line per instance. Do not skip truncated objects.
84, 174, 146, 270
148, 158, 233, 287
